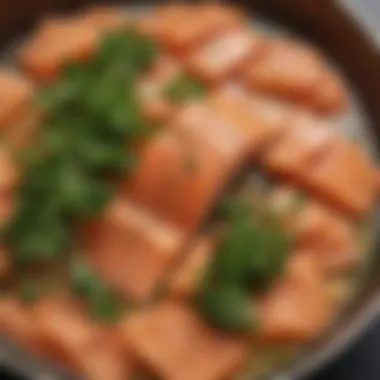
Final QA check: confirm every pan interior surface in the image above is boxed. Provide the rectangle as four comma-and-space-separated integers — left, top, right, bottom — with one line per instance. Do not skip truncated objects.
0, 3, 379, 380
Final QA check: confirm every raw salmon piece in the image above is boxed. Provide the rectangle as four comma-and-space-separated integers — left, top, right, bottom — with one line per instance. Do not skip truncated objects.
0, 296, 43, 352
263, 111, 337, 183
293, 203, 358, 274
34, 297, 131, 380
134, 12, 161, 38
0, 247, 10, 278
84, 198, 184, 301
242, 92, 295, 136
244, 39, 324, 105
137, 55, 181, 122
80, 5, 129, 31
19, 18, 98, 81
0, 70, 34, 129
150, 3, 243, 54
207, 86, 291, 155
128, 127, 233, 232
134, 4, 197, 44
5, 106, 44, 151
258, 253, 330, 343
174, 101, 253, 166
188, 28, 263, 84
121, 301, 248, 380
312, 69, 348, 114
309, 140, 377, 216
169, 238, 213, 298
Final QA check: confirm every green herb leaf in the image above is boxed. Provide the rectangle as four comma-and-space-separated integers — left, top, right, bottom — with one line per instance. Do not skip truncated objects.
4, 29, 158, 268
70, 258, 124, 323
197, 285, 255, 333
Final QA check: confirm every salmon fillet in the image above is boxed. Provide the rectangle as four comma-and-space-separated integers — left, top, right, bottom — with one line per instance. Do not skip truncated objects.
34, 297, 131, 380
268, 134, 377, 217
174, 101, 256, 165
269, 187, 359, 273
0, 70, 34, 129
19, 18, 98, 81
128, 127, 233, 232
307, 139, 377, 216
84, 198, 184, 301
0, 296, 43, 352
258, 253, 331, 343
139, 3, 243, 55
312, 69, 348, 114
244, 38, 347, 114
263, 111, 337, 183
121, 301, 248, 380
5, 106, 44, 151
264, 113, 377, 216
188, 28, 264, 84
80, 5, 129, 32
207, 85, 291, 156
293, 203, 358, 274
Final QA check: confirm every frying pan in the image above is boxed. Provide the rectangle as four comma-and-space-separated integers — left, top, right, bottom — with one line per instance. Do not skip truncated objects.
0, 0, 380, 379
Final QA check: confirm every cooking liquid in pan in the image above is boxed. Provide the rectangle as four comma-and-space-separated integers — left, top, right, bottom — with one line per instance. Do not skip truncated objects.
0, 4, 378, 380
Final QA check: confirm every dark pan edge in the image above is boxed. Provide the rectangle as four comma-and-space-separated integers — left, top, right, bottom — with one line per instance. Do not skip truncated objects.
0, 1, 380, 379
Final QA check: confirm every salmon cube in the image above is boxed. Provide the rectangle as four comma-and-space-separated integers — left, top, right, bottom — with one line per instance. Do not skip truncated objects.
19, 18, 98, 81
308, 140, 377, 216
174, 101, 254, 166
0, 70, 34, 129
34, 297, 131, 380
244, 38, 347, 114
262, 111, 337, 184
5, 106, 44, 150
293, 203, 358, 273
239, 92, 295, 137
137, 55, 181, 122
207, 85, 291, 155
80, 5, 129, 31
121, 301, 248, 380
312, 69, 348, 114
147, 3, 243, 54
169, 238, 213, 298
187, 28, 263, 84
135, 12, 162, 38
244, 39, 323, 101
0, 296, 43, 352
128, 127, 234, 232
84, 198, 184, 301
258, 253, 330, 343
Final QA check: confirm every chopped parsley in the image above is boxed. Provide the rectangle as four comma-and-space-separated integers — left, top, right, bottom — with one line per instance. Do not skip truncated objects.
70, 257, 125, 323
196, 197, 291, 333
3, 29, 158, 267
